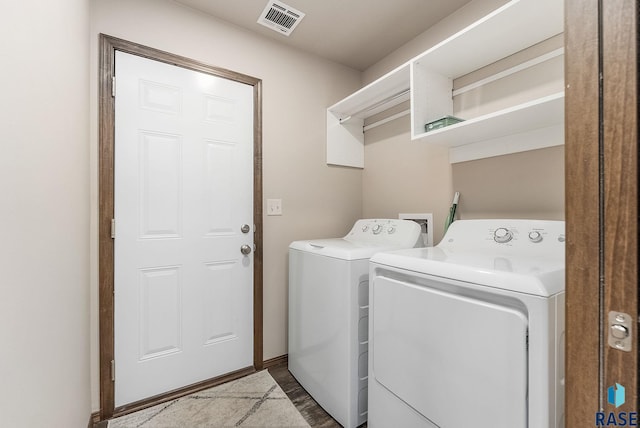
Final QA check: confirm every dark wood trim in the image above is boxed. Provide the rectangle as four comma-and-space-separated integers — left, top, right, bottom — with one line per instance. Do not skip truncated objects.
88, 411, 102, 428
100, 35, 260, 86
602, 0, 638, 411
253, 79, 264, 371
566, 0, 639, 423
565, 0, 601, 424
89, 412, 109, 428
98, 33, 117, 421
113, 366, 255, 418
98, 34, 263, 421
263, 354, 288, 369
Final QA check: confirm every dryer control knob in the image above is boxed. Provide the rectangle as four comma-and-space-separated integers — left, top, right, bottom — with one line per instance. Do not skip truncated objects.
387, 226, 396, 234
362, 225, 369, 232
372, 224, 383, 234
494, 227, 513, 243
528, 231, 543, 243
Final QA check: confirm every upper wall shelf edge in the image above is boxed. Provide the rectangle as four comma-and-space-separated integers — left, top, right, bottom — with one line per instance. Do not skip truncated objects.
413, 91, 565, 145
328, 64, 410, 120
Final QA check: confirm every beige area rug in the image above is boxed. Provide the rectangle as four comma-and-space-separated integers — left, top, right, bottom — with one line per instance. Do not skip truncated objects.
108, 370, 310, 428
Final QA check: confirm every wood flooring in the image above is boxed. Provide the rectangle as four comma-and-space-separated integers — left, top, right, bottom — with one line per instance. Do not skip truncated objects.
268, 361, 339, 427
268, 360, 367, 428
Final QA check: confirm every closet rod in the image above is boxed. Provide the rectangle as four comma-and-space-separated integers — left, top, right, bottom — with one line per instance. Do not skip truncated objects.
363, 109, 410, 132
452, 47, 564, 96
339, 88, 410, 123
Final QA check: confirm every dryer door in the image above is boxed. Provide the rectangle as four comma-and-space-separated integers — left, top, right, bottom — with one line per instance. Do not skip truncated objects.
371, 275, 528, 428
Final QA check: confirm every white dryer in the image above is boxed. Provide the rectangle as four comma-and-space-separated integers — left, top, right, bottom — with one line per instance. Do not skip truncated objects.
368, 219, 565, 428
289, 219, 423, 428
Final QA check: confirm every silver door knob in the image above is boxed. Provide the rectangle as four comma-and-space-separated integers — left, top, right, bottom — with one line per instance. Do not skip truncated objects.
241, 224, 251, 233
240, 245, 252, 255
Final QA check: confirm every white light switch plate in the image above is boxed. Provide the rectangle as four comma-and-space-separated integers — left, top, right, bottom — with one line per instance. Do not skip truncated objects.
267, 199, 282, 216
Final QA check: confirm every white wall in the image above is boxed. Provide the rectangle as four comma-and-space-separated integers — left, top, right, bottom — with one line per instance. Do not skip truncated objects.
90, 0, 363, 411
452, 146, 564, 219
449, 35, 565, 220
0, 1, 91, 426
362, 103, 453, 244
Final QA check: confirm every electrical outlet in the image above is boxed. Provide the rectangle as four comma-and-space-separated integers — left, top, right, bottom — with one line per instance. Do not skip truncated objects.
267, 199, 282, 216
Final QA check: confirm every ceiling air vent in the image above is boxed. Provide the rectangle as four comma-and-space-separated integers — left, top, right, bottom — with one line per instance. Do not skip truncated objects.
257, 0, 305, 36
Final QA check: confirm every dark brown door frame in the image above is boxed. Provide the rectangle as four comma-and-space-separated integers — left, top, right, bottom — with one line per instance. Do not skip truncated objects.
98, 34, 263, 420
565, 1, 637, 425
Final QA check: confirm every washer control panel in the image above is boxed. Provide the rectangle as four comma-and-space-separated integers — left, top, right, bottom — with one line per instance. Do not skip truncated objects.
346, 219, 423, 246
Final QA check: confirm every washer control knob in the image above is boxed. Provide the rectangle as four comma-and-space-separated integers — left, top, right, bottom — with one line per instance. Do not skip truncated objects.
493, 227, 513, 243
528, 231, 543, 243
372, 224, 383, 234
362, 225, 369, 232
387, 226, 396, 234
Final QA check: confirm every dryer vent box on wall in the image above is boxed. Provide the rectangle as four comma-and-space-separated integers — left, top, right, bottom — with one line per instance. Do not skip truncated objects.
257, 0, 305, 36
399, 213, 434, 247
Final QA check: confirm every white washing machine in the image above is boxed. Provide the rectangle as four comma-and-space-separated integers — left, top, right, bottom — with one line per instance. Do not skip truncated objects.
288, 219, 423, 428
368, 219, 565, 428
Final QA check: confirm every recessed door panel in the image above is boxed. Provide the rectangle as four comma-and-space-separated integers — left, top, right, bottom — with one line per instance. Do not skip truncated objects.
204, 140, 235, 236
139, 266, 182, 359
139, 80, 182, 115
139, 131, 182, 239
203, 261, 237, 345
204, 95, 236, 123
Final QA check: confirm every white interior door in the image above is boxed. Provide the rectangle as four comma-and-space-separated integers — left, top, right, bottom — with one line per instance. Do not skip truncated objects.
114, 51, 254, 406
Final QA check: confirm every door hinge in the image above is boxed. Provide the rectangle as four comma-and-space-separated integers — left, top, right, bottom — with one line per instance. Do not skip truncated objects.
110, 360, 115, 382
111, 219, 115, 239
111, 76, 116, 97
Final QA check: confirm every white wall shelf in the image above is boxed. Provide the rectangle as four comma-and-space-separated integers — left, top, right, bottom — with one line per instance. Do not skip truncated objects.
421, 92, 565, 163
416, 92, 564, 146
326, 0, 564, 168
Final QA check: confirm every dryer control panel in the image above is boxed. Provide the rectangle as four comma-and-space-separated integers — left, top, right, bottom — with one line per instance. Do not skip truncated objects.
438, 219, 565, 258
489, 225, 565, 245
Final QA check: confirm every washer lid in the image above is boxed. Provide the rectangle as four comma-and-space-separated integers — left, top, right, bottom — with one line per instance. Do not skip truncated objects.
371, 246, 565, 297
290, 238, 409, 260
289, 218, 423, 261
